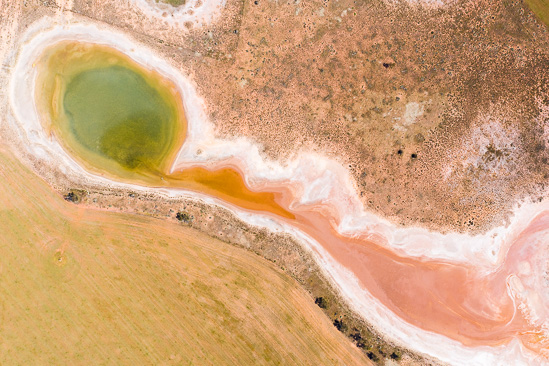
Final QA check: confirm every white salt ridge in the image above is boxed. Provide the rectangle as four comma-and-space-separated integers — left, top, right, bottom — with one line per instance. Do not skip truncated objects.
179, 107, 549, 273
5, 17, 547, 365
131, 0, 226, 27
385, 0, 454, 8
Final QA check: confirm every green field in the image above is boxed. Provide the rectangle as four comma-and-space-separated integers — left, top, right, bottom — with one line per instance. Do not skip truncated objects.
525, 0, 549, 28
0, 148, 369, 365
157, 0, 186, 7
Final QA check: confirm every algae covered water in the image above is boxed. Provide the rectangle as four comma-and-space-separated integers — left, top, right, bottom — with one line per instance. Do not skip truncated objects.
36, 41, 185, 179
64, 65, 175, 171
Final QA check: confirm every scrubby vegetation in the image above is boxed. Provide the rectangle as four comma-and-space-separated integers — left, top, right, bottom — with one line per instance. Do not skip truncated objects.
176, 211, 193, 223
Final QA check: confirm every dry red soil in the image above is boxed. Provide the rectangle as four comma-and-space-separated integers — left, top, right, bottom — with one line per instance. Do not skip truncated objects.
69, 0, 549, 233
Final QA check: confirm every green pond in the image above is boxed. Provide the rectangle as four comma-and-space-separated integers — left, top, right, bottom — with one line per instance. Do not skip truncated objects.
37, 42, 185, 179
63, 65, 176, 171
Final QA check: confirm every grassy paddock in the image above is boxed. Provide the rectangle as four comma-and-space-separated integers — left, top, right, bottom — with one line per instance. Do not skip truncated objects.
525, 0, 549, 27
0, 148, 369, 365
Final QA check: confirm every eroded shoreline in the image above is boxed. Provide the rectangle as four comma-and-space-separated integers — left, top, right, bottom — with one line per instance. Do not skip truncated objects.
4, 13, 548, 366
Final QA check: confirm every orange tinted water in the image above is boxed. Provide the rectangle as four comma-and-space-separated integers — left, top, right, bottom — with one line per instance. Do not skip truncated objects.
167, 166, 294, 219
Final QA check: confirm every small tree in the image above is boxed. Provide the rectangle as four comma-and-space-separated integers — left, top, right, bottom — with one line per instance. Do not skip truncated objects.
314, 297, 327, 309
64, 192, 78, 203
176, 211, 192, 223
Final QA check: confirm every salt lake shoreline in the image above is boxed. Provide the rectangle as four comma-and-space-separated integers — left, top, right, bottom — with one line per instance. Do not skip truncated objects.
3, 13, 547, 366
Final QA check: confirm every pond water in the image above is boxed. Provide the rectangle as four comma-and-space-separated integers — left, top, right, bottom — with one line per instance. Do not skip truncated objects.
63, 65, 176, 171
36, 42, 184, 178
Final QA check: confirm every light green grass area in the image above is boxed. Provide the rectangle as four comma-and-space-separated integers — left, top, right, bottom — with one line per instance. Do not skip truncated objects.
0, 148, 369, 365
525, 0, 549, 28
157, 0, 186, 6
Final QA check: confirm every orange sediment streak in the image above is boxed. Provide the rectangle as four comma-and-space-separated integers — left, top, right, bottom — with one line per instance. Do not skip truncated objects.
166, 166, 295, 219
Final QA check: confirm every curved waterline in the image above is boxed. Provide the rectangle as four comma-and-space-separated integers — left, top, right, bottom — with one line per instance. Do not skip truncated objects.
35, 40, 293, 219
8, 18, 548, 365
36, 41, 185, 176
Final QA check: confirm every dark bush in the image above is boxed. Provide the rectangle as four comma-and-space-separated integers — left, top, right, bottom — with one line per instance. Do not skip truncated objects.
351, 332, 362, 342
333, 319, 346, 332
64, 192, 78, 203
176, 211, 192, 223
314, 297, 327, 309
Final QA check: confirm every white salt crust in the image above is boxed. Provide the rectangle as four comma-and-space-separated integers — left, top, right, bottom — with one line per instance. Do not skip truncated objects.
131, 0, 226, 28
